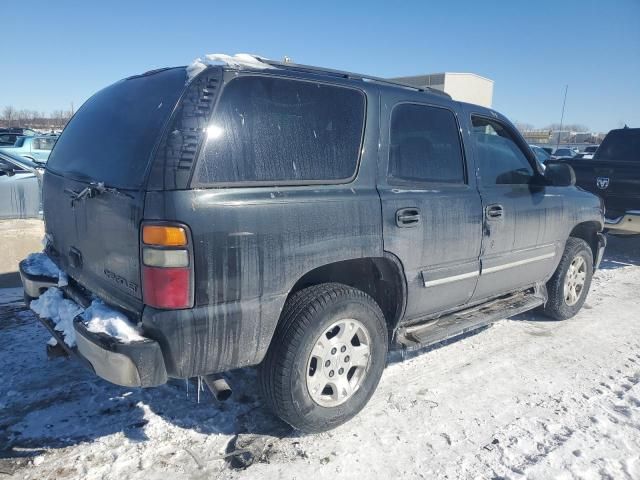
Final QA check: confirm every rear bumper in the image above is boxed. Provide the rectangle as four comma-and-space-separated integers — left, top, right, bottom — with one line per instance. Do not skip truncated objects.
74, 320, 167, 387
19, 260, 58, 299
19, 261, 168, 388
605, 210, 640, 234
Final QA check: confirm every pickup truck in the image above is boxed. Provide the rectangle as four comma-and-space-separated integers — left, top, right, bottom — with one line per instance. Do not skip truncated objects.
20, 57, 606, 432
554, 127, 640, 234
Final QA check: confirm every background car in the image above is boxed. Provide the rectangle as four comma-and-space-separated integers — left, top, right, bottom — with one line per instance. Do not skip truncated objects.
0, 150, 43, 219
0, 135, 58, 163
550, 147, 577, 160
0, 127, 37, 146
574, 145, 599, 159
529, 145, 551, 168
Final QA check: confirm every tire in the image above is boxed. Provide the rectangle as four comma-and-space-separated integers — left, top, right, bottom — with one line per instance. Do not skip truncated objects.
259, 283, 388, 432
543, 237, 593, 320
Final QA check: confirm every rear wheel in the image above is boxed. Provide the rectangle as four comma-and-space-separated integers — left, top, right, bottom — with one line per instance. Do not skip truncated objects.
543, 237, 593, 320
260, 283, 388, 432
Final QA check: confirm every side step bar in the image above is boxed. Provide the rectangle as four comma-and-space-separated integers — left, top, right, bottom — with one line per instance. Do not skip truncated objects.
396, 290, 545, 350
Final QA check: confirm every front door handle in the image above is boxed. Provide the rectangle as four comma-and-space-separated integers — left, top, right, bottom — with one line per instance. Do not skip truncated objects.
396, 207, 421, 227
486, 204, 504, 219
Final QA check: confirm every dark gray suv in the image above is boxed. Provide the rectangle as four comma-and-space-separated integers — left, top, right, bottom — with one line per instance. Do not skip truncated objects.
20, 58, 606, 432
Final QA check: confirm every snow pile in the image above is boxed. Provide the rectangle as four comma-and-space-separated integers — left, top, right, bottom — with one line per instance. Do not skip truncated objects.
30, 287, 83, 347
83, 299, 145, 343
186, 53, 274, 81
29, 289, 144, 347
22, 252, 68, 287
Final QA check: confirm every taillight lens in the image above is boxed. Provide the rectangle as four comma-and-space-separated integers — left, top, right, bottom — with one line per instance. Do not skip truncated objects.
141, 224, 193, 309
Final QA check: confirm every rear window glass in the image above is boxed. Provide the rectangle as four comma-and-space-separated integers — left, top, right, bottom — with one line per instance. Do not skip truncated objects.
47, 67, 187, 188
596, 130, 640, 161
194, 76, 365, 185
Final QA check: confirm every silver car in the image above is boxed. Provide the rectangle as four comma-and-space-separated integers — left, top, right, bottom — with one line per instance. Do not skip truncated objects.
0, 150, 44, 219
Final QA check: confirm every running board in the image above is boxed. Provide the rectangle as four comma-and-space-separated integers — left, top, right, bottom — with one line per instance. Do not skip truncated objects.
396, 290, 544, 349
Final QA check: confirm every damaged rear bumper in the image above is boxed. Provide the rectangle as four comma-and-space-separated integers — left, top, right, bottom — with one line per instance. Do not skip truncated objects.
19, 260, 59, 299
74, 319, 167, 387
19, 261, 168, 388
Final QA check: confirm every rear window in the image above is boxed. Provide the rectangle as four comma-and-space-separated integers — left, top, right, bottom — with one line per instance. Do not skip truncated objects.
194, 75, 365, 185
595, 129, 640, 162
47, 67, 187, 188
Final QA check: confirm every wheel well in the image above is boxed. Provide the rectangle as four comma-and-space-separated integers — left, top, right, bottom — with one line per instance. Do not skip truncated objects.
569, 221, 600, 264
288, 256, 406, 333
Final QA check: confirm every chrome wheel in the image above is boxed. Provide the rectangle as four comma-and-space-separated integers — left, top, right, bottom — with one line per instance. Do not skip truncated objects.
306, 319, 371, 407
564, 255, 587, 306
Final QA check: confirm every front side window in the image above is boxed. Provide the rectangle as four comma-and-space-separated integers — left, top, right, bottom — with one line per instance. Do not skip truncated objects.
472, 116, 534, 186
194, 76, 365, 185
388, 103, 465, 184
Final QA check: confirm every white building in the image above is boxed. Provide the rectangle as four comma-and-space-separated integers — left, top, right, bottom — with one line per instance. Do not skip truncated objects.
389, 72, 494, 108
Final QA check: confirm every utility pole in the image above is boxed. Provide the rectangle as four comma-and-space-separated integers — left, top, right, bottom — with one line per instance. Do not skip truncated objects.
557, 85, 568, 149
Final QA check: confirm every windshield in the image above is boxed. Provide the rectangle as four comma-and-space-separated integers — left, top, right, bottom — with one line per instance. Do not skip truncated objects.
47, 67, 187, 189
595, 129, 640, 162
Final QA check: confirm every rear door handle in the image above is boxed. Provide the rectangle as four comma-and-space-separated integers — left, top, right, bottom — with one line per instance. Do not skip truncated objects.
486, 204, 504, 219
396, 207, 421, 227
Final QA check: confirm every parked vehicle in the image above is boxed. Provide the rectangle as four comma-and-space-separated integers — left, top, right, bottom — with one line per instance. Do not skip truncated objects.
0, 133, 21, 146
529, 145, 551, 168
574, 145, 599, 160
0, 135, 58, 163
553, 128, 640, 234
0, 127, 37, 137
0, 150, 43, 219
551, 147, 577, 160
20, 58, 606, 432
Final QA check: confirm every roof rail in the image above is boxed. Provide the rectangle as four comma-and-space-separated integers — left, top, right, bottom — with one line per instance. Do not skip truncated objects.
258, 58, 452, 99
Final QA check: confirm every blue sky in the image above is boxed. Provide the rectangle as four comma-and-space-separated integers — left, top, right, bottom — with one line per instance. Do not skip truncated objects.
3, 0, 639, 132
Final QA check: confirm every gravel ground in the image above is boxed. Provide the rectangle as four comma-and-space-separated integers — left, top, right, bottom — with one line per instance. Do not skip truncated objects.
1, 235, 639, 479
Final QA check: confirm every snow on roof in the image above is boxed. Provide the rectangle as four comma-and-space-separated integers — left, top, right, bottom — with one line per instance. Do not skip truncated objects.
186, 53, 274, 81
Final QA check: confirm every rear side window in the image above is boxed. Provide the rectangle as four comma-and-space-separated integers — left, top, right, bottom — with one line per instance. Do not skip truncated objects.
194, 76, 365, 185
472, 116, 534, 186
389, 104, 465, 183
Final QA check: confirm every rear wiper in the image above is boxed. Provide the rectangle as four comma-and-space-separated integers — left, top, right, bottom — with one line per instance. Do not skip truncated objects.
64, 181, 133, 207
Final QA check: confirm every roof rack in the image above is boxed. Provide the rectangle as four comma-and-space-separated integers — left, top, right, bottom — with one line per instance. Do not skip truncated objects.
258, 58, 452, 99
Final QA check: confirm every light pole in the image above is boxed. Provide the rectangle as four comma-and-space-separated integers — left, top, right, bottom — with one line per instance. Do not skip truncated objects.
557, 85, 568, 149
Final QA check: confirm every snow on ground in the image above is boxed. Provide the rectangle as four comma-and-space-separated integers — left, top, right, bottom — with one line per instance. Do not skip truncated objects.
1, 236, 640, 479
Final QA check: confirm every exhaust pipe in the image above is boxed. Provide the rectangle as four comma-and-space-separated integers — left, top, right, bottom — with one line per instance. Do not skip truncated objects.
203, 374, 232, 402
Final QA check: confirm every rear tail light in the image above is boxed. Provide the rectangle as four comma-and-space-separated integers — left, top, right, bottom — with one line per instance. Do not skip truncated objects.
141, 223, 193, 309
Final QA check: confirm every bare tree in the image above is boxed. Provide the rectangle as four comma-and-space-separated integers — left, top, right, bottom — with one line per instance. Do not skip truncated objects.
2, 105, 15, 127
514, 121, 535, 132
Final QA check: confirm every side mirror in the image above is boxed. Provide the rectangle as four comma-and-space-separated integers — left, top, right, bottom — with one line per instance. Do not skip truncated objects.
544, 162, 575, 187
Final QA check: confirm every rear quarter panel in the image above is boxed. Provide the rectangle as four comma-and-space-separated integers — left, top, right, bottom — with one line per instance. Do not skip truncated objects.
141, 85, 383, 376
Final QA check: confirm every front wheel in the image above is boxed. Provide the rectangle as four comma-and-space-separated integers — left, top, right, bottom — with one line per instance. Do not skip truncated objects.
543, 237, 594, 320
259, 283, 388, 432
